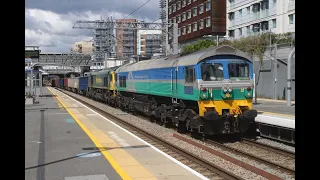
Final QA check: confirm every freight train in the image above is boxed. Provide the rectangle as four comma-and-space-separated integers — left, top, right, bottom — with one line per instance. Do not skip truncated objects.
52, 45, 257, 136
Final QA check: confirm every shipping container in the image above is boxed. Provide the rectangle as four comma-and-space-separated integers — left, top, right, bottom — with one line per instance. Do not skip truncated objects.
64, 78, 68, 87
74, 77, 79, 89
68, 78, 75, 88
59, 79, 64, 87
79, 76, 89, 91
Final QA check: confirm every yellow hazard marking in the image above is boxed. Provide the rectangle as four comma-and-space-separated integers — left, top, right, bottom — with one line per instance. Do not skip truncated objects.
47, 87, 132, 180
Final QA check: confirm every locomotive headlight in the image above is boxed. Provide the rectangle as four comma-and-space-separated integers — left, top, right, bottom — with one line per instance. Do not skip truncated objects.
202, 93, 207, 99
247, 93, 251, 96
228, 88, 232, 92
223, 88, 228, 93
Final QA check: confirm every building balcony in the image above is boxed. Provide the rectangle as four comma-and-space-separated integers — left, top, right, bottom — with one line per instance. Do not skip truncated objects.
122, 37, 134, 41
123, 49, 134, 53
123, 43, 134, 47
93, 43, 109, 47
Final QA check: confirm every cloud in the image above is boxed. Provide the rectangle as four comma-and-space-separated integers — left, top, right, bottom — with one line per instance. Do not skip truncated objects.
26, 0, 160, 20
25, 0, 160, 53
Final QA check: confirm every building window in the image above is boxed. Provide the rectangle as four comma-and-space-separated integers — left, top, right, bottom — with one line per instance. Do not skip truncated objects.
199, 4, 204, 14
193, 22, 197, 32
182, 0, 186, 7
177, 16, 181, 23
199, 19, 204, 29
289, 14, 294, 24
193, 7, 197, 17
192, 0, 197, 2
169, 6, 172, 14
187, 24, 191, 33
229, 30, 235, 37
187, 10, 191, 19
172, 18, 176, 23
272, 19, 276, 28
246, 26, 250, 35
205, 17, 211, 27
178, 28, 181, 36
273, 0, 276, 7
206, 0, 211, 11
168, 19, 171, 24
247, 7, 250, 14
185, 66, 195, 83
187, 0, 191, 5
182, 13, 186, 21
229, 12, 235, 21
261, 21, 269, 31
239, 28, 242, 36
239, 9, 242, 17
177, 1, 181, 10
182, 26, 186, 35
173, 4, 176, 12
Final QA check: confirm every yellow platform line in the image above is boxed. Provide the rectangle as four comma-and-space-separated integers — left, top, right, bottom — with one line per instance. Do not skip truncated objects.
257, 98, 295, 104
258, 110, 295, 118
47, 87, 132, 180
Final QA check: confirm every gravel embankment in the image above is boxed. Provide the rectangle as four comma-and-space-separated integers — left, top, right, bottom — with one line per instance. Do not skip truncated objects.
255, 137, 295, 153
224, 141, 295, 170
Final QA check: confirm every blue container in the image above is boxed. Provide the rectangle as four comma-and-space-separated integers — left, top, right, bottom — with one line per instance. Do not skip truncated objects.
79, 76, 88, 91
59, 79, 64, 87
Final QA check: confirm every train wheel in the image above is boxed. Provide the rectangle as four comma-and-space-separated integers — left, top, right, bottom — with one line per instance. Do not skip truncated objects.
178, 121, 187, 134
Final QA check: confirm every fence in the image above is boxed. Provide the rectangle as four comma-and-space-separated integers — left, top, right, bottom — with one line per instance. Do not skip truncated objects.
253, 43, 295, 101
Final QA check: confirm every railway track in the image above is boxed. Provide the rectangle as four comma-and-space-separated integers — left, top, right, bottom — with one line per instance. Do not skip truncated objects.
55, 88, 244, 180
206, 139, 295, 176
241, 138, 295, 158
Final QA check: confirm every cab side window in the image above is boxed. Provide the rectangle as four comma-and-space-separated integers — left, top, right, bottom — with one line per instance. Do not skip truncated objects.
185, 66, 195, 83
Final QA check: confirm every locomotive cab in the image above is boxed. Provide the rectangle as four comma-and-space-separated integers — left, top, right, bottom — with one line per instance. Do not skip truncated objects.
196, 55, 257, 135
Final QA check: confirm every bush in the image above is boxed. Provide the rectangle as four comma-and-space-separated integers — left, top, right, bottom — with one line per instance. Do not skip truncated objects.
181, 32, 295, 60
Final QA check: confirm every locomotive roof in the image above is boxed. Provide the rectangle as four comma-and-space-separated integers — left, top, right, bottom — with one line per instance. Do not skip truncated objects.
115, 45, 252, 72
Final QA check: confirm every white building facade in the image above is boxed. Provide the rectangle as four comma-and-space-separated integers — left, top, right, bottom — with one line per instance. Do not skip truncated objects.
137, 30, 162, 57
227, 0, 295, 39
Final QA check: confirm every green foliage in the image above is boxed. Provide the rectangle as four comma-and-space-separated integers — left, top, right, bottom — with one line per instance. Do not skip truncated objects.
181, 39, 215, 55
181, 32, 295, 61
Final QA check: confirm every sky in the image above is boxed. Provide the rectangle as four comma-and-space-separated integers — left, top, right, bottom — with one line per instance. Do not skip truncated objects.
25, 0, 161, 53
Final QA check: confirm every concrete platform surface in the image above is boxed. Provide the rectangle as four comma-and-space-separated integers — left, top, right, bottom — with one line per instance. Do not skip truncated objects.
253, 98, 295, 117
25, 87, 121, 180
47, 87, 208, 180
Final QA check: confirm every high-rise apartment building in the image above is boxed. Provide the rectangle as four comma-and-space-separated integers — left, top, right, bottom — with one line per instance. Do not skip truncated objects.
226, 0, 295, 39
168, 0, 226, 46
93, 19, 116, 61
137, 30, 162, 57
116, 19, 137, 59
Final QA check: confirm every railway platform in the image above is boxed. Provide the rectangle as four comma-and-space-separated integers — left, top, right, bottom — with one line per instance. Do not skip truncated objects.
253, 98, 295, 117
25, 87, 207, 180
252, 98, 295, 144
253, 98, 295, 129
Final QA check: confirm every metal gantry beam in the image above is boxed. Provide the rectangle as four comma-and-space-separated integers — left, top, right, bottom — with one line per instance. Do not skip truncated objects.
73, 21, 174, 30
39, 53, 91, 66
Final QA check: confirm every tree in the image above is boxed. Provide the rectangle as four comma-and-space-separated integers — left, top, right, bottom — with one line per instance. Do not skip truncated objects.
181, 32, 295, 61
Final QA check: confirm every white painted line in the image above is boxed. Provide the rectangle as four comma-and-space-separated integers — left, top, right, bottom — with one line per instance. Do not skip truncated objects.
52, 88, 209, 180
30, 141, 42, 144
86, 114, 98, 116
108, 131, 130, 147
